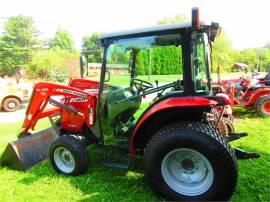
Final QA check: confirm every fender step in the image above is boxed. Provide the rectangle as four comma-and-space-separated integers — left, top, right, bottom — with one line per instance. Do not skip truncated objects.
103, 145, 130, 169
235, 148, 260, 159
228, 132, 248, 142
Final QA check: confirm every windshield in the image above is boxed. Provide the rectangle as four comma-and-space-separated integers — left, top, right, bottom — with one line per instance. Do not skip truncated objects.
191, 32, 211, 93
105, 34, 183, 88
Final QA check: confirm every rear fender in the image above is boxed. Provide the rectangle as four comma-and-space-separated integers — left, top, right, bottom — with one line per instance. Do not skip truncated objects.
247, 88, 270, 105
130, 97, 217, 155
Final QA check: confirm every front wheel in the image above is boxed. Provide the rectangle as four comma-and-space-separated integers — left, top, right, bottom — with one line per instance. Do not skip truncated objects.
143, 122, 238, 201
50, 135, 89, 176
255, 95, 270, 116
2, 97, 20, 112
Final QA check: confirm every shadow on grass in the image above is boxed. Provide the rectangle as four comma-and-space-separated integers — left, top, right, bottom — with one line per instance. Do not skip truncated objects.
17, 145, 159, 201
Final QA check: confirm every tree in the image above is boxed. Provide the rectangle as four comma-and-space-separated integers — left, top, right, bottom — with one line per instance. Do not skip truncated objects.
81, 32, 102, 63
211, 31, 234, 73
48, 28, 75, 52
157, 14, 189, 24
29, 48, 79, 78
0, 15, 41, 76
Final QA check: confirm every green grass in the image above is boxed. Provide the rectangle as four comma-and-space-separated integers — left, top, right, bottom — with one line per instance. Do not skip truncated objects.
107, 74, 182, 86
0, 110, 269, 201
99, 71, 267, 86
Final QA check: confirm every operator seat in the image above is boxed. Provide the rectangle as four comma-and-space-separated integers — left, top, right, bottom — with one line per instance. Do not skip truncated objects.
104, 85, 142, 125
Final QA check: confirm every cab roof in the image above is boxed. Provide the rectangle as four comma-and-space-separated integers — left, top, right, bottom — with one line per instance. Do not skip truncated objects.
100, 22, 192, 40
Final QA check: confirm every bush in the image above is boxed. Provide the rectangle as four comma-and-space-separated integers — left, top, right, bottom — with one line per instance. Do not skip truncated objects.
27, 48, 80, 79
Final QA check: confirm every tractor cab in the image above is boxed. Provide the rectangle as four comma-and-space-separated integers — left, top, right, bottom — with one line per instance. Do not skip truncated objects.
80, 13, 221, 147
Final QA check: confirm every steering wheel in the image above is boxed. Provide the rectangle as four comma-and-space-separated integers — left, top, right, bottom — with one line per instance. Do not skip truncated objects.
131, 78, 154, 92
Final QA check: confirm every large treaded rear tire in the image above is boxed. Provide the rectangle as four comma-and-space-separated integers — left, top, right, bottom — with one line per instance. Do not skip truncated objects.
50, 135, 89, 176
143, 122, 238, 201
255, 95, 270, 116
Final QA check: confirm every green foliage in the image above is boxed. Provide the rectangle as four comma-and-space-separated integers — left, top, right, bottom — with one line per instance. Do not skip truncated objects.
157, 14, 189, 24
259, 48, 270, 71
82, 32, 102, 63
0, 16, 41, 76
211, 31, 234, 73
136, 46, 182, 75
107, 45, 129, 65
48, 28, 75, 52
28, 48, 79, 78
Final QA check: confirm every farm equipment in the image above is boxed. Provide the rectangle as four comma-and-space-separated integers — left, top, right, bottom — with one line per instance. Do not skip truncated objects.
1, 8, 260, 201
214, 71, 270, 116
0, 78, 29, 112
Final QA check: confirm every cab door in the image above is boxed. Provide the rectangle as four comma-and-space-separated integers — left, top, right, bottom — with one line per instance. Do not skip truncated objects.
98, 41, 141, 147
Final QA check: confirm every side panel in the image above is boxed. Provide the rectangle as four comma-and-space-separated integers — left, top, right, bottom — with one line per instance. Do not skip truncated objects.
130, 97, 217, 154
247, 88, 270, 106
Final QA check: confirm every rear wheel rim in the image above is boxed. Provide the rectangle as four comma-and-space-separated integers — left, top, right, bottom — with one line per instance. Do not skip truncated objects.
161, 148, 214, 196
262, 100, 270, 114
54, 147, 75, 173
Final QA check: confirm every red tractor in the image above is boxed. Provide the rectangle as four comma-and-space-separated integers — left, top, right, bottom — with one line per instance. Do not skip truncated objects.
1, 8, 259, 201
214, 71, 270, 116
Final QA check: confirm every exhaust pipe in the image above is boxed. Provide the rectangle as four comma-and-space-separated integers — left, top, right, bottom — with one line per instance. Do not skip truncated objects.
0, 128, 58, 170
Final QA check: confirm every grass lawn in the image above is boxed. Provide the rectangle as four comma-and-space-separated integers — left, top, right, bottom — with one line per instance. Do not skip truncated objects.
0, 108, 269, 201
88, 71, 267, 87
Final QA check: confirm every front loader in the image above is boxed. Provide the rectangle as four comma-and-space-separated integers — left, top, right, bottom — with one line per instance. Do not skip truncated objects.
1, 8, 260, 201
1, 81, 98, 170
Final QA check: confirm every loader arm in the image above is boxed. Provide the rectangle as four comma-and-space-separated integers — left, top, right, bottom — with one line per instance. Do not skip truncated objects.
20, 82, 92, 137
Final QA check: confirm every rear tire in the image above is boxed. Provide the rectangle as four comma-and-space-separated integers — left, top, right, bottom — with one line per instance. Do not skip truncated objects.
2, 97, 20, 112
255, 95, 270, 116
143, 122, 238, 201
50, 135, 89, 176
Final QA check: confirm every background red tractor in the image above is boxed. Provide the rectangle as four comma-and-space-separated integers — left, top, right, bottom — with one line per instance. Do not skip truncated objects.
1, 8, 259, 201
214, 71, 270, 116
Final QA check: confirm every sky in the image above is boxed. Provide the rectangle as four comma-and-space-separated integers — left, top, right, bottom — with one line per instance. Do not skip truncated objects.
0, 0, 269, 50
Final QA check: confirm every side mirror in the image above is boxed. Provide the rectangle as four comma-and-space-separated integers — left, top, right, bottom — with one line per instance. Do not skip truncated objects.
105, 70, 111, 82
80, 55, 88, 78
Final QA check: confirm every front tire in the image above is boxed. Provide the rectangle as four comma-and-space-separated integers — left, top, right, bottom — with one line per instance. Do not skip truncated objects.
143, 122, 238, 201
255, 95, 270, 116
50, 135, 89, 176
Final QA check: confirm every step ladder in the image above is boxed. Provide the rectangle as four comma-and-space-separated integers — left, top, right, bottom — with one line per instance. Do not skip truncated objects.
103, 145, 131, 169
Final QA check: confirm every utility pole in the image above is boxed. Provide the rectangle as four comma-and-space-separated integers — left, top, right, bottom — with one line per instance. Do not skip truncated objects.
256, 48, 261, 72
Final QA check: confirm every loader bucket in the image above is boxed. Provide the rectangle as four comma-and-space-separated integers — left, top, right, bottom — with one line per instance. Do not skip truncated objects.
0, 128, 59, 170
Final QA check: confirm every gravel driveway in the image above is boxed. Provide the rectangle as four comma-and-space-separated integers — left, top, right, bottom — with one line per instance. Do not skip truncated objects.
0, 103, 27, 124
